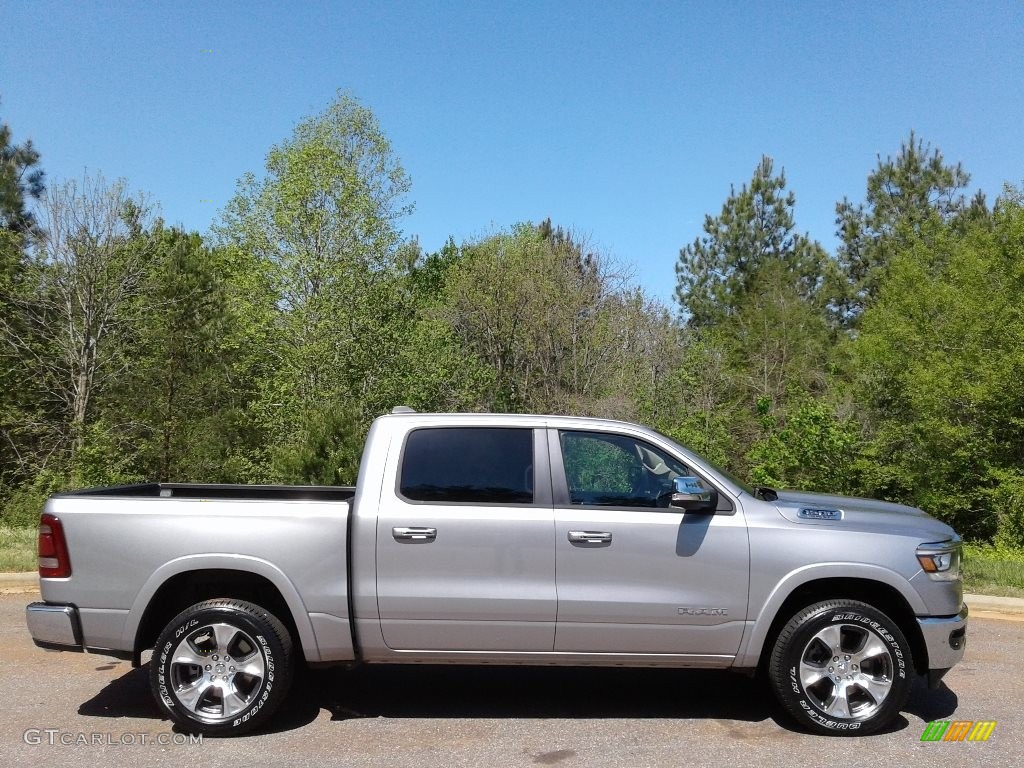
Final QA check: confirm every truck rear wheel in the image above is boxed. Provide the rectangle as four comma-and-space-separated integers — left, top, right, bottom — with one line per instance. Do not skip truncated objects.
150, 599, 293, 736
768, 599, 912, 736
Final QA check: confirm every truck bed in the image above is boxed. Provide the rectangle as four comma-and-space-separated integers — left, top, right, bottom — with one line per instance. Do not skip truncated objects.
38, 483, 356, 664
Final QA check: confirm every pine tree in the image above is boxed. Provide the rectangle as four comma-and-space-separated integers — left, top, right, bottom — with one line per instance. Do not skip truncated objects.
675, 156, 828, 327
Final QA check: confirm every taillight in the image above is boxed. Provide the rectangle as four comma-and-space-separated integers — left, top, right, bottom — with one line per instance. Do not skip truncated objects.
38, 513, 72, 578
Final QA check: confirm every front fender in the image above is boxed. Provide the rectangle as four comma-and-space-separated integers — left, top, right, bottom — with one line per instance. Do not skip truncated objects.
735, 562, 926, 668
121, 553, 321, 663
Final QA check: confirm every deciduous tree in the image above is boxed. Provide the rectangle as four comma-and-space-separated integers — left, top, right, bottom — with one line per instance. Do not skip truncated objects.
0, 172, 154, 462
212, 92, 414, 483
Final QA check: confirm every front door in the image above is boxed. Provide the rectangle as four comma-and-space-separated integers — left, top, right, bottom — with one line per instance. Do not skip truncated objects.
551, 428, 749, 662
375, 426, 556, 651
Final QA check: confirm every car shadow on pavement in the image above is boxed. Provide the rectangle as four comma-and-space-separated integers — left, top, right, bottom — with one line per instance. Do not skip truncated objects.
76, 661, 960, 738
263, 662, 963, 736
78, 662, 162, 720
904, 676, 958, 723
268, 664, 788, 734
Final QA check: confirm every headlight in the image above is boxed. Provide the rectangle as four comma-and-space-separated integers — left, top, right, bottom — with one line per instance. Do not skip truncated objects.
916, 540, 962, 581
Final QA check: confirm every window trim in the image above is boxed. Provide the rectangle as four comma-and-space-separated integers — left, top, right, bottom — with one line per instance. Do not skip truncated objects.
395, 426, 551, 508
548, 427, 735, 514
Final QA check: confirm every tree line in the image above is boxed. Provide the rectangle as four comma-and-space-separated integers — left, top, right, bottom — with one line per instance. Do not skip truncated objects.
1, 92, 1022, 546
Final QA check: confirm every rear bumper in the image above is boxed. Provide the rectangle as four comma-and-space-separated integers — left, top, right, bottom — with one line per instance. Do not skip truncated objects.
26, 602, 83, 651
917, 603, 968, 685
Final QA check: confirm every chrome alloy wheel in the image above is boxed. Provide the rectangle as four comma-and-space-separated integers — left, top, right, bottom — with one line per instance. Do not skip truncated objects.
798, 623, 894, 720
168, 622, 265, 722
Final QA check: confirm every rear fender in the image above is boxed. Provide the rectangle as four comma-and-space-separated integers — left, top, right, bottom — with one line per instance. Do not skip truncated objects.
121, 554, 321, 662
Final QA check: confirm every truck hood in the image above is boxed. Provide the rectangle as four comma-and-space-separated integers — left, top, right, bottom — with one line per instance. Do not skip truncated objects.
772, 490, 958, 541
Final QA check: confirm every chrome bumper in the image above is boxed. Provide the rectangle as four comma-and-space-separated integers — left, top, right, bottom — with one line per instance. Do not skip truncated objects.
26, 602, 82, 650
918, 603, 968, 675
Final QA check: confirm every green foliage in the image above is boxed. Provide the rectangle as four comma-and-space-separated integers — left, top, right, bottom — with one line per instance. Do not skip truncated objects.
850, 186, 1024, 537
269, 405, 365, 486
727, 259, 833, 403
834, 131, 974, 323
0, 132, 57, 509
388, 315, 497, 413
1, 470, 65, 527
66, 421, 145, 488
747, 395, 861, 493
962, 542, 1024, 597
0, 524, 38, 572
987, 470, 1024, 549
107, 225, 238, 481
436, 222, 664, 415
635, 328, 740, 468
212, 91, 415, 484
0, 228, 35, 488
671, 159, 840, 482
10, 171, 156, 459
0, 105, 46, 234
675, 156, 831, 328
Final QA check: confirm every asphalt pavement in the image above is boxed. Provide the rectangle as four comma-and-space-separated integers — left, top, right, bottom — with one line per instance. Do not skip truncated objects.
0, 592, 1021, 768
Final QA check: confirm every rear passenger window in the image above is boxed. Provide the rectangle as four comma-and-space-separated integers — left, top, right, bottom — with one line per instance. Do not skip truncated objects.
400, 428, 534, 504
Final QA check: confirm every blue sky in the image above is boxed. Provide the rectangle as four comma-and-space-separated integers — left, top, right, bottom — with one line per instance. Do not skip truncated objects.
2, 1, 1022, 303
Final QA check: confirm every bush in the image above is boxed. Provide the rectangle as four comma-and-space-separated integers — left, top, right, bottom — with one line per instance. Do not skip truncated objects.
68, 421, 145, 488
0, 471, 65, 528
747, 395, 861, 494
989, 471, 1024, 549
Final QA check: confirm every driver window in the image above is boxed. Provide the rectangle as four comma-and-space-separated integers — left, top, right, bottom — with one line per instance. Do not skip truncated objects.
558, 430, 701, 508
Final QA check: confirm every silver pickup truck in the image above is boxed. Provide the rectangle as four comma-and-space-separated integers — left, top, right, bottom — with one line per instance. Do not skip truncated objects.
26, 409, 966, 736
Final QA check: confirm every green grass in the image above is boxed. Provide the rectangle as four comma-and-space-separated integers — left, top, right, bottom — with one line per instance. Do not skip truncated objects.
962, 543, 1024, 598
0, 525, 37, 573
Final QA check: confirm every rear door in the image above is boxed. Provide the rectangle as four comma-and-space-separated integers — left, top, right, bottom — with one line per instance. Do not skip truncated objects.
375, 425, 556, 651
551, 428, 749, 661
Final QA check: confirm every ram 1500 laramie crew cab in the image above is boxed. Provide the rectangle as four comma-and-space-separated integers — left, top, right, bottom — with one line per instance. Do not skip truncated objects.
26, 409, 967, 735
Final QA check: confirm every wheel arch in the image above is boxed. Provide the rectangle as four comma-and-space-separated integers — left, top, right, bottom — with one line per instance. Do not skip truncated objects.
741, 572, 929, 676
124, 555, 319, 665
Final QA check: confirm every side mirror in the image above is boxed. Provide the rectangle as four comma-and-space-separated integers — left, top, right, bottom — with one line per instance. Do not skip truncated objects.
671, 476, 718, 513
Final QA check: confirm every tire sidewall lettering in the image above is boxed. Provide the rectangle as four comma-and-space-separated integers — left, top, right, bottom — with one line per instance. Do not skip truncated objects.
796, 698, 861, 730
783, 606, 909, 732
156, 609, 281, 731
228, 639, 275, 728
174, 617, 199, 639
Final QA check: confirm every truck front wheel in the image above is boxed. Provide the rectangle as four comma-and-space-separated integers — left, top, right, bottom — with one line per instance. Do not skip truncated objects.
149, 599, 294, 736
768, 599, 913, 736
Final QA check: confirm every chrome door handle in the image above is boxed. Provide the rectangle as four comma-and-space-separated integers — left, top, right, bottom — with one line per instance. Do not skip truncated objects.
568, 530, 613, 544
392, 526, 437, 541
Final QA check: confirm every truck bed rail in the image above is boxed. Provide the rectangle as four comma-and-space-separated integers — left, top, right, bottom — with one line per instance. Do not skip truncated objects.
52, 483, 356, 501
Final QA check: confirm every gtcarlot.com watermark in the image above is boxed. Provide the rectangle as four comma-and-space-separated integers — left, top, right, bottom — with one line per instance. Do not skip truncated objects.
24, 729, 202, 747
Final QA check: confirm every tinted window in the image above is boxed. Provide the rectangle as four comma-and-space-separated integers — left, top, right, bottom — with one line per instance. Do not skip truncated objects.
400, 428, 534, 504
559, 430, 701, 507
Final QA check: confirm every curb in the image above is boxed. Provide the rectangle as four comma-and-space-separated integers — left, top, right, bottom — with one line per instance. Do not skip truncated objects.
0, 571, 38, 594
0, 571, 37, 585
964, 592, 1024, 616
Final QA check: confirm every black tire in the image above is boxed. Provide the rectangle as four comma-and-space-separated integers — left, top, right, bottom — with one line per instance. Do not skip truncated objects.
768, 599, 913, 736
150, 599, 294, 736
